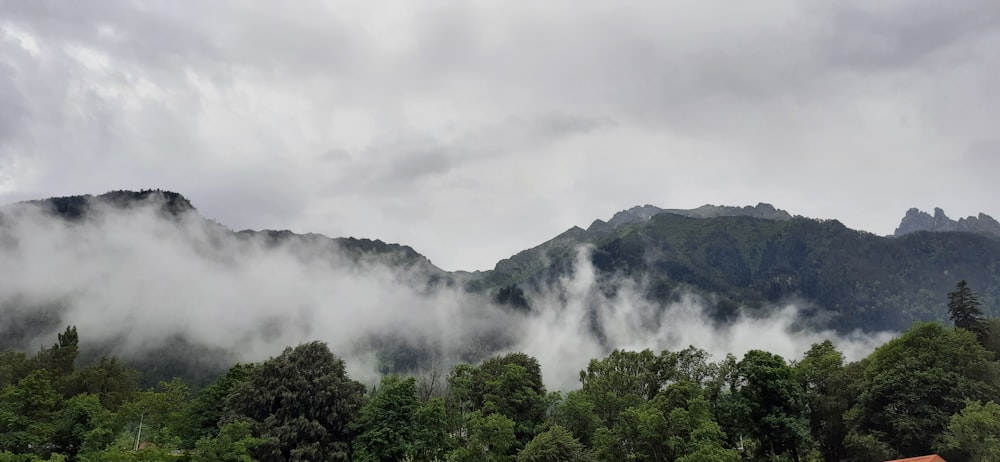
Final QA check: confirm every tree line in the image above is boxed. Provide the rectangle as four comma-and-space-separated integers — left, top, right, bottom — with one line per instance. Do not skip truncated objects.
2, 282, 999, 462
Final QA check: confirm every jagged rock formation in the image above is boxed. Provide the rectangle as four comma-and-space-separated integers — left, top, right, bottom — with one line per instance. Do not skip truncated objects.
893, 207, 1000, 238
588, 203, 792, 232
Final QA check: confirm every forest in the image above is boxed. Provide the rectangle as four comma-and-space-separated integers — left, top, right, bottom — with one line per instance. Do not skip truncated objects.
1, 282, 999, 462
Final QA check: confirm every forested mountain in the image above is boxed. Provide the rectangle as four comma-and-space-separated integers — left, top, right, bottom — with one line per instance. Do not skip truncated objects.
4, 190, 1000, 369
476, 205, 1000, 333
4, 190, 1000, 461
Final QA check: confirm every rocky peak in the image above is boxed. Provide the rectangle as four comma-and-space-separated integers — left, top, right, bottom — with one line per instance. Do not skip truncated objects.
593, 202, 793, 232
13, 189, 196, 222
894, 207, 1000, 238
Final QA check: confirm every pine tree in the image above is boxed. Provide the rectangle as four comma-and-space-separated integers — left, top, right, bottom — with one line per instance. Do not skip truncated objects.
947, 280, 988, 340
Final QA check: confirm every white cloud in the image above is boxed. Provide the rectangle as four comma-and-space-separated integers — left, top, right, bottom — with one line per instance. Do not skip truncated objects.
1, 205, 897, 389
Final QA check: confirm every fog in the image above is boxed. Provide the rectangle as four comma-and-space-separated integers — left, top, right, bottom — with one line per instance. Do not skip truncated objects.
0, 198, 896, 389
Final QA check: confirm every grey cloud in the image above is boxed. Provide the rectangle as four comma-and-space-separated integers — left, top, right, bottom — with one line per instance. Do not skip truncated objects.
2, 1, 1000, 269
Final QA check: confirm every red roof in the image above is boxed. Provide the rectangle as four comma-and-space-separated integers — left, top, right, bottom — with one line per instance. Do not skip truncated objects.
884, 456, 946, 462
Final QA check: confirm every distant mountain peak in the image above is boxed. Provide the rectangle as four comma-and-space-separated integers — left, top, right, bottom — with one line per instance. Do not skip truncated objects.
20, 189, 196, 220
894, 207, 1000, 238
590, 202, 792, 231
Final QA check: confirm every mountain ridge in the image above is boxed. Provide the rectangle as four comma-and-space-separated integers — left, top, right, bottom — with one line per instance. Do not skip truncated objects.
6, 190, 1000, 336
893, 207, 1000, 238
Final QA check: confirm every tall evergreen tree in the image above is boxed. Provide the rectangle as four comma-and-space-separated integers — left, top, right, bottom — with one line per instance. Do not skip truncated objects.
948, 280, 988, 340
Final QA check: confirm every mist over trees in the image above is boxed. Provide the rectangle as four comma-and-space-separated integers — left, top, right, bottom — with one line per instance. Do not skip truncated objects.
2, 295, 999, 462
4, 193, 1000, 460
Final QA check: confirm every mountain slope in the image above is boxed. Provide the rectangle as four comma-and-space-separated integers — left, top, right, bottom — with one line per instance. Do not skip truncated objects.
473, 208, 1000, 333
5, 190, 1000, 374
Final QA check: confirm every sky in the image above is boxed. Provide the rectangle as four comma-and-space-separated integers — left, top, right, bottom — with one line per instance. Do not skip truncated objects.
1, 1, 999, 271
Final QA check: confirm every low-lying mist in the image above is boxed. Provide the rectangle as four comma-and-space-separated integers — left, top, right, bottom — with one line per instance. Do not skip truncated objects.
0, 200, 896, 389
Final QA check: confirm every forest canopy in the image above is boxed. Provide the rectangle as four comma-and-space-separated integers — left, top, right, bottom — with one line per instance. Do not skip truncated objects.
2, 302, 999, 462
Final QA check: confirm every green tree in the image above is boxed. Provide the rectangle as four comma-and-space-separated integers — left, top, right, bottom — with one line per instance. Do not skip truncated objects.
0, 351, 30, 388
116, 378, 193, 450
731, 350, 810, 462
66, 357, 140, 411
191, 421, 260, 462
0, 371, 62, 457
450, 412, 517, 462
225, 341, 365, 462
935, 400, 1000, 462
450, 353, 547, 446
33, 326, 79, 379
794, 340, 852, 462
51, 393, 116, 458
352, 375, 420, 462
594, 381, 737, 462
410, 397, 452, 461
516, 425, 592, 462
578, 349, 664, 427
844, 322, 999, 459
948, 280, 988, 341
184, 363, 255, 447
548, 391, 601, 446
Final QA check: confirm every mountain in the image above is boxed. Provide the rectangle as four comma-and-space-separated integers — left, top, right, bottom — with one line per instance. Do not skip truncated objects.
472, 203, 793, 292
474, 205, 1000, 333
0, 190, 454, 384
5, 190, 1000, 384
14, 189, 443, 275
894, 207, 1000, 238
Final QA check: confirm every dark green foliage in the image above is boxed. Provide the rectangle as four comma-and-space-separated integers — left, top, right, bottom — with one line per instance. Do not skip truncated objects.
727, 350, 810, 461
116, 378, 193, 450
0, 351, 30, 388
411, 397, 452, 461
65, 357, 140, 411
578, 349, 665, 426
594, 381, 738, 462
577, 346, 717, 429
793, 341, 853, 462
33, 326, 79, 379
191, 421, 260, 462
495, 285, 531, 311
0, 371, 61, 457
453, 353, 548, 446
516, 425, 592, 462
475, 212, 1000, 333
935, 400, 1000, 462
982, 318, 1000, 359
948, 280, 989, 341
28, 190, 194, 221
548, 391, 601, 446
450, 412, 518, 462
184, 363, 255, 447
844, 322, 1000, 459
352, 375, 449, 462
224, 341, 365, 462
51, 393, 116, 457
8, 312, 1000, 460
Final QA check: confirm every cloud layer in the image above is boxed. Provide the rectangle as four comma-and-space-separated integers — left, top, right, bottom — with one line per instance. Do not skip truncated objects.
1, 1, 1000, 270
0, 202, 894, 389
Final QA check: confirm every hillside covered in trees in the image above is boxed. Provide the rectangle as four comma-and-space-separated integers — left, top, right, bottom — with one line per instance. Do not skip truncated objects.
4, 191, 1000, 391
4, 191, 1000, 461
475, 208, 1000, 334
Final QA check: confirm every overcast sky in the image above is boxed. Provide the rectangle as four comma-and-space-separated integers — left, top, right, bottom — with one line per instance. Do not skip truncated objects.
1, 1, 999, 271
